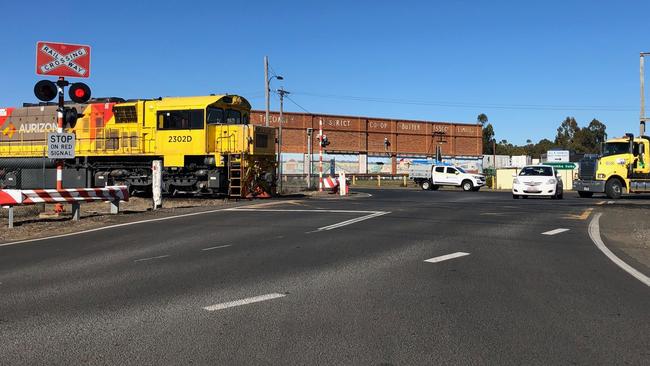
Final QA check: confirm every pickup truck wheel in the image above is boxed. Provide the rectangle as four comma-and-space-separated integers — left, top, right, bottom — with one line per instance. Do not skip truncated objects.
578, 191, 593, 198
512, 194, 519, 199
461, 180, 473, 191
420, 180, 432, 190
605, 178, 623, 199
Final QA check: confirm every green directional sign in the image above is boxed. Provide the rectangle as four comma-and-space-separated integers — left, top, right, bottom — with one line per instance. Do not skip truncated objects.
544, 162, 576, 170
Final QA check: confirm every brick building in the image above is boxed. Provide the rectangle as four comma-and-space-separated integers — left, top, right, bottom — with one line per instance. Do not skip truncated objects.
251, 110, 483, 174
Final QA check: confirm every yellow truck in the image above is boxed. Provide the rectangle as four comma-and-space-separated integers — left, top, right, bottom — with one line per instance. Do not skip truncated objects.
574, 133, 650, 199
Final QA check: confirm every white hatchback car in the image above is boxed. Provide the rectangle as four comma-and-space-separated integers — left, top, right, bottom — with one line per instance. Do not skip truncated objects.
512, 165, 563, 199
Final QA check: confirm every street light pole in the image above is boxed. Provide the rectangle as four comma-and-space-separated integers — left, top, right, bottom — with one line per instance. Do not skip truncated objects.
277, 87, 290, 195
264, 56, 270, 127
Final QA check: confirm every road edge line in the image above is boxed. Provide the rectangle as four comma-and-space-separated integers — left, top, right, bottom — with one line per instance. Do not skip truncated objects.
0, 207, 230, 248
588, 212, 650, 287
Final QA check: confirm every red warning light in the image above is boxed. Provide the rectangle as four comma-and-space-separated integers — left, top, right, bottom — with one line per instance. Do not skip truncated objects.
68, 82, 91, 103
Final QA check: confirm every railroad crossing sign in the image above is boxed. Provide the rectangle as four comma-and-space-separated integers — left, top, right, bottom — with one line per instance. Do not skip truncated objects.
36, 41, 91, 78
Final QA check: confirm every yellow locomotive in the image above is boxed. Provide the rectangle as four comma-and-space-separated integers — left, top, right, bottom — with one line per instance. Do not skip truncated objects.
0, 95, 277, 197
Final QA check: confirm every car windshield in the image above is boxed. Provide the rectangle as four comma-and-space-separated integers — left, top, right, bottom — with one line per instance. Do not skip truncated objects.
519, 166, 553, 176
456, 167, 466, 173
602, 142, 634, 157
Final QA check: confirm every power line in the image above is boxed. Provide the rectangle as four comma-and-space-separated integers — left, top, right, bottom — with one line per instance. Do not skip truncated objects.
284, 95, 311, 114
291, 91, 637, 112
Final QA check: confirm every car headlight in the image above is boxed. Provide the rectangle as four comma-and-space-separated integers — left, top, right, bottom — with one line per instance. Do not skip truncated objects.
474, 175, 484, 180
597, 173, 606, 179
513, 178, 520, 184
547, 178, 556, 184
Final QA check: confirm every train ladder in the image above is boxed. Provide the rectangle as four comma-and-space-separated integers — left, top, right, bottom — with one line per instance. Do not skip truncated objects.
228, 154, 243, 197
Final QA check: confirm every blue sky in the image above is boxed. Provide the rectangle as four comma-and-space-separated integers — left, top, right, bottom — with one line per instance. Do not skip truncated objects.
1, 0, 647, 144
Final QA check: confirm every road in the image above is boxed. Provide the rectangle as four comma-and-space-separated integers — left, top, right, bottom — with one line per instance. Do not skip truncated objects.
0, 189, 648, 365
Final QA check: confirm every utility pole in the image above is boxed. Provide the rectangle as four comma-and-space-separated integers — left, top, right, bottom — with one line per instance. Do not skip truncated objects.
264, 56, 270, 127
641, 52, 649, 136
277, 87, 290, 194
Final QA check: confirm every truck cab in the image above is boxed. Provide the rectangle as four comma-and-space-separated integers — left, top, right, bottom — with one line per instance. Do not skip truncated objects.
574, 134, 650, 198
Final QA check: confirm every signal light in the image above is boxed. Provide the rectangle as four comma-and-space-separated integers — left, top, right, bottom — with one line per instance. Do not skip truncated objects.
63, 107, 80, 129
320, 134, 330, 147
34, 80, 58, 102
69, 82, 91, 103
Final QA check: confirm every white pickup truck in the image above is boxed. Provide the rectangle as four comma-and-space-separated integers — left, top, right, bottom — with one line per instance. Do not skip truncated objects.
409, 164, 486, 191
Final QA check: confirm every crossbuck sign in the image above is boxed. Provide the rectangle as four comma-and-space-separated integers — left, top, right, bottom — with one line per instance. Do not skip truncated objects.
36, 41, 91, 78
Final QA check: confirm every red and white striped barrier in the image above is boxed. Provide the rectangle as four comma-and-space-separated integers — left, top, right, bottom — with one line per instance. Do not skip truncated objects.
322, 176, 339, 190
1, 186, 129, 228
21, 186, 129, 204
0, 186, 128, 206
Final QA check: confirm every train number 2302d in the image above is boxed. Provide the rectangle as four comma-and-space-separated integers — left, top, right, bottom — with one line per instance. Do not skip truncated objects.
168, 135, 193, 143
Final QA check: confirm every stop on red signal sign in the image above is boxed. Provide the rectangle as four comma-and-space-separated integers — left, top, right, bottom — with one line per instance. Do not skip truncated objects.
36, 41, 91, 78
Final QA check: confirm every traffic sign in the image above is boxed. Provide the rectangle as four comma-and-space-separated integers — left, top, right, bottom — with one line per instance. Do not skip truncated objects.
545, 162, 576, 170
36, 41, 91, 78
47, 132, 76, 159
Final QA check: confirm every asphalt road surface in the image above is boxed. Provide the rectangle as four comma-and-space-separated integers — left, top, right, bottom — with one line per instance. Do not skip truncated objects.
1, 189, 649, 365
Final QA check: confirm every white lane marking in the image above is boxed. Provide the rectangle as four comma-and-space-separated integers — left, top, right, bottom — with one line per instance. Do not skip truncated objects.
588, 213, 650, 287
607, 201, 615, 204
201, 244, 232, 251
0, 208, 230, 247
313, 211, 390, 232
133, 254, 170, 263
225, 208, 380, 214
203, 293, 286, 311
425, 252, 470, 263
225, 208, 390, 233
542, 228, 570, 235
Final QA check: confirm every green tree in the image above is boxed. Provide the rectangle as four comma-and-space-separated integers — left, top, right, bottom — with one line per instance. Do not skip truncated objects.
587, 119, 607, 146
482, 122, 495, 154
477, 113, 488, 125
555, 117, 580, 148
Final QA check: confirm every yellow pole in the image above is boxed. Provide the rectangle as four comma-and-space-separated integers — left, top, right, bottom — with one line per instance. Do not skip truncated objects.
352, 175, 356, 185
378, 175, 381, 187
403, 175, 407, 187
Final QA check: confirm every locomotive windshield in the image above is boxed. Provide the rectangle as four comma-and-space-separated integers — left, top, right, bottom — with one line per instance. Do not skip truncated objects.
207, 107, 224, 124
207, 108, 243, 125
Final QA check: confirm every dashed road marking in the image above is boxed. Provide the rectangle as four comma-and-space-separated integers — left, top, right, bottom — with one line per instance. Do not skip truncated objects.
134, 254, 170, 263
224, 208, 390, 233
201, 245, 231, 251
542, 228, 570, 235
596, 201, 606, 205
425, 252, 470, 263
313, 211, 390, 232
203, 293, 286, 311
607, 201, 615, 204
